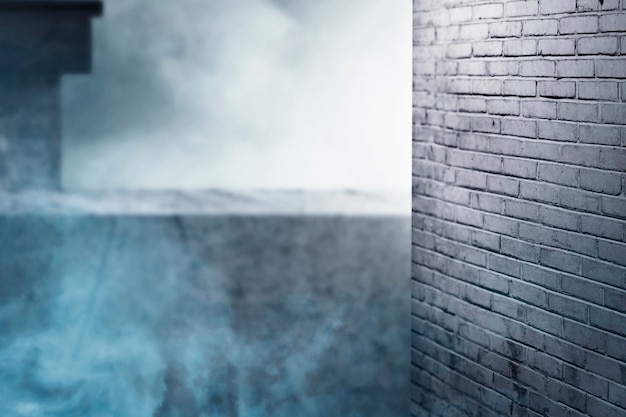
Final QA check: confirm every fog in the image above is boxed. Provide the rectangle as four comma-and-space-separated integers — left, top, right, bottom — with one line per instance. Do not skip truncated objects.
61, 0, 411, 191
0, 216, 410, 417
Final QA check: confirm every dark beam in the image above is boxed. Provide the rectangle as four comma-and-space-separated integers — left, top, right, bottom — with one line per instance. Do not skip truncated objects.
0, 1, 102, 15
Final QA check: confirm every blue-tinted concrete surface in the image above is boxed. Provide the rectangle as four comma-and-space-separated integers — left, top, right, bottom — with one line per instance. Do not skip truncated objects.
0, 192, 409, 417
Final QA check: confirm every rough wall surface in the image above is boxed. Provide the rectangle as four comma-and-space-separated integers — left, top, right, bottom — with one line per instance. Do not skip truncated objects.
411, 1, 626, 416
0, 214, 409, 416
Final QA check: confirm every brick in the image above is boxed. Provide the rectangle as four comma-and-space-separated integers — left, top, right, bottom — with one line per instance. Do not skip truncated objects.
528, 349, 561, 378
560, 16, 599, 34
488, 60, 519, 76
598, 240, 626, 266
504, 80, 536, 97
544, 335, 585, 367
528, 307, 564, 338
540, 248, 582, 274
487, 176, 519, 196
502, 236, 539, 262
458, 133, 488, 151
538, 81, 576, 98
458, 97, 487, 113
538, 205, 579, 231
597, 143, 625, 169
600, 14, 626, 32
472, 79, 502, 95
520, 141, 560, 163
547, 293, 588, 322
538, 162, 578, 187
456, 170, 487, 190
521, 221, 595, 255
529, 392, 568, 417
510, 279, 547, 307
507, 320, 544, 349
600, 103, 626, 124
469, 191, 505, 213
484, 214, 519, 236
471, 229, 500, 251
596, 59, 626, 78
605, 288, 626, 313
579, 169, 622, 195
502, 157, 537, 178
558, 102, 598, 122
520, 181, 559, 204
472, 4, 503, 20
565, 365, 610, 400
447, 78, 472, 94
456, 206, 484, 227
577, 0, 619, 11
579, 124, 620, 145
560, 188, 601, 213
590, 306, 626, 336
523, 19, 558, 36
504, 39, 537, 56
522, 100, 557, 119
449, 6, 473, 24
579, 81, 619, 101
539, 0, 575, 14
538, 39, 576, 56
489, 136, 522, 155
585, 351, 626, 385
557, 60, 594, 78
504, 199, 539, 221
437, 25, 461, 42
437, 60, 458, 76
447, 43, 472, 58
505, 1, 539, 17
459, 60, 487, 75
489, 21, 522, 38
578, 36, 619, 55
501, 118, 537, 138
487, 99, 519, 116
537, 120, 577, 142
562, 274, 604, 304
459, 23, 489, 40
581, 215, 625, 240
608, 383, 626, 409
471, 115, 500, 133
607, 334, 626, 361
564, 320, 607, 353
522, 60, 556, 77
473, 41, 502, 57
489, 254, 520, 277
588, 395, 626, 417
582, 258, 625, 288
521, 263, 560, 290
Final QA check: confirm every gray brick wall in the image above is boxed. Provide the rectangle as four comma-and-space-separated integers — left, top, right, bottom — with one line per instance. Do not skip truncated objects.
412, 1, 626, 416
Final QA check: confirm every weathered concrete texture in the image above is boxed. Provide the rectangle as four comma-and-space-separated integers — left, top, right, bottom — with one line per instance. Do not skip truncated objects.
0, 211, 410, 417
0, 2, 100, 190
0, 77, 61, 190
412, 1, 626, 416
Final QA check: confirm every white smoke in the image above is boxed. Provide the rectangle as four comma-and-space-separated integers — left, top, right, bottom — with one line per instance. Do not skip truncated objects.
61, 0, 411, 192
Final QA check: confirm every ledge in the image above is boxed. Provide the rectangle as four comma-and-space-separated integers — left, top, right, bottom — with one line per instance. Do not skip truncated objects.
0, 190, 409, 216
0, 1, 102, 15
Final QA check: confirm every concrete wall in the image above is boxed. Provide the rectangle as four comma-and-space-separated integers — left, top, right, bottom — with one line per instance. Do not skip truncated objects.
411, 1, 626, 416
0, 202, 409, 417
0, 4, 100, 190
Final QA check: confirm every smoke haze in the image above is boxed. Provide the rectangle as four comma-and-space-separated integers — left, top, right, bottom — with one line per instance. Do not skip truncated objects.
61, 0, 411, 191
